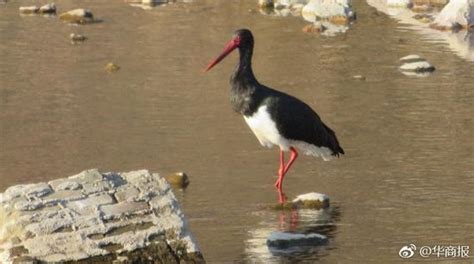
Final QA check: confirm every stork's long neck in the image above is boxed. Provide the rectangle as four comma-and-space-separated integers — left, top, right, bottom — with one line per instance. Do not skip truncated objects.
231, 45, 257, 87
230, 45, 262, 115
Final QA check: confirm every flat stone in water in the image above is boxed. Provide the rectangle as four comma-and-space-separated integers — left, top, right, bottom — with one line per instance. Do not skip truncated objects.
267, 231, 328, 249
292, 192, 330, 209
59, 9, 95, 24
19, 6, 39, 15
399, 61, 435, 72
70, 33, 87, 42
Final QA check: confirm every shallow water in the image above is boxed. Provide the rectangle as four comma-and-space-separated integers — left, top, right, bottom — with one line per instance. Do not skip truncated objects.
1, 1, 473, 263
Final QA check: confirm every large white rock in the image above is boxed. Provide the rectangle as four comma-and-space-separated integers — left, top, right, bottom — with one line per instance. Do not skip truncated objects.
302, 0, 355, 23
431, 0, 474, 30
0, 169, 203, 263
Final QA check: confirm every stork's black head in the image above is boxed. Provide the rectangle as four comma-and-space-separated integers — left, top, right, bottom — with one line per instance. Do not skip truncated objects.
205, 28, 254, 72
234, 28, 254, 51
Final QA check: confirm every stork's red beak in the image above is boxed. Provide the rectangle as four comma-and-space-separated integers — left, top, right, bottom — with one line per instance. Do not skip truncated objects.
205, 36, 240, 72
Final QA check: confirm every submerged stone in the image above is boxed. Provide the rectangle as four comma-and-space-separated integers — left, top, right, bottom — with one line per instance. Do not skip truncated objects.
267, 231, 328, 249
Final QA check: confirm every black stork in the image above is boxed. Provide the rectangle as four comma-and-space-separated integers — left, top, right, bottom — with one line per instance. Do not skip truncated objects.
205, 29, 344, 203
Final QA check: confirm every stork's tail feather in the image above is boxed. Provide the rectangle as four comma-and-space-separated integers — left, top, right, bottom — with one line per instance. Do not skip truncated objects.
323, 124, 344, 157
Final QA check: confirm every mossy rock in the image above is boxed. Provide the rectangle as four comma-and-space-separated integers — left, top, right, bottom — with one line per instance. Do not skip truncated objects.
270, 192, 330, 210
164, 172, 189, 189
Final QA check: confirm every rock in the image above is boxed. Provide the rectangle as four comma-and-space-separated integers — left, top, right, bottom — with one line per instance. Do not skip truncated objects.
38, 3, 56, 14
271, 192, 330, 210
413, 0, 448, 7
49, 177, 82, 191
70, 33, 87, 42
291, 3, 305, 14
302, 0, 355, 24
142, 0, 170, 4
127, 0, 172, 8
413, 13, 434, 23
165, 172, 190, 189
19, 6, 39, 15
411, 4, 433, 13
387, 0, 412, 8
292, 192, 330, 209
399, 60, 435, 72
266, 231, 328, 249
258, 0, 274, 8
302, 22, 326, 33
0, 169, 204, 263
352, 75, 366, 80
430, 0, 474, 31
399, 54, 435, 73
59, 9, 95, 24
105, 63, 120, 73
114, 187, 140, 202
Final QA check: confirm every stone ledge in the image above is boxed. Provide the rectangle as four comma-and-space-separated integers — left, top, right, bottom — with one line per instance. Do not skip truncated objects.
0, 169, 204, 263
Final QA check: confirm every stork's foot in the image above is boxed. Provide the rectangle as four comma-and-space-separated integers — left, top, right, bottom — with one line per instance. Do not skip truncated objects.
277, 190, 287, 204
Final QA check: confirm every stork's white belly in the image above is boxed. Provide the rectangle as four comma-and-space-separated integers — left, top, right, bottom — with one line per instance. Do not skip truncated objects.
243, 105, 335, 161
243, 105, 289, 150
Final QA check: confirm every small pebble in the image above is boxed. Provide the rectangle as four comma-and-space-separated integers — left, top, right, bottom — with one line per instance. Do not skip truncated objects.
352, 75, 366, 80
70, 33, 87, 42
105, 63, 120, 73
165, 172, 189, 189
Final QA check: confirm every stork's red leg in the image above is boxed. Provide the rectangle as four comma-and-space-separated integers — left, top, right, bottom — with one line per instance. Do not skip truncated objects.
275, 147, 299, 195
274, 150, 285, 190
283, 147, 299, 175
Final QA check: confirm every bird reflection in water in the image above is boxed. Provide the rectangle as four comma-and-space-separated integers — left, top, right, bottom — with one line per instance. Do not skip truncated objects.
245, 206, 341, 262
